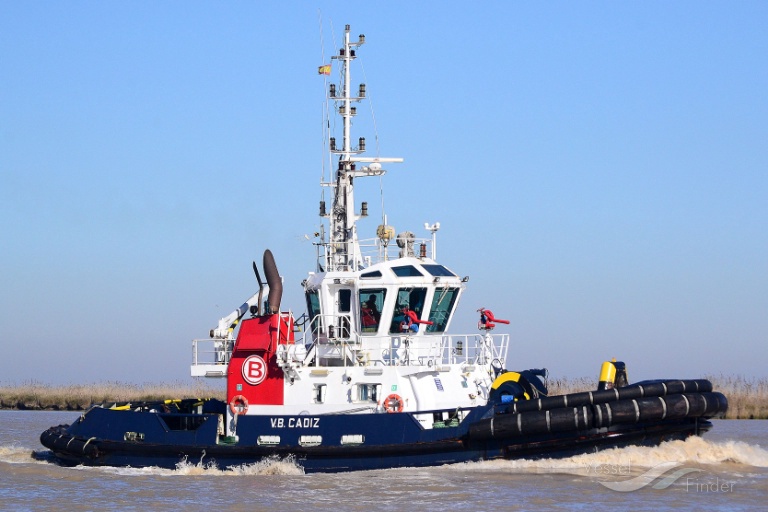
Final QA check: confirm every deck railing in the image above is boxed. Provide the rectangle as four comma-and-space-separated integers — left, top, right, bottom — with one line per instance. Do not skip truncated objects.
192, 334, 508, 372
316, 236, 435, 272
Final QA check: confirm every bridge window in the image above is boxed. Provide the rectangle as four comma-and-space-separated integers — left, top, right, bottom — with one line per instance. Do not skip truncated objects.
305, 291, 322, 334
390, 287, 428, 334
359, 289, 386, 334
338, 289, 351, 312
422, 264, 456, 277
427, 288, 459, 333
391, 265, 424, 277
337, 288, 352, 338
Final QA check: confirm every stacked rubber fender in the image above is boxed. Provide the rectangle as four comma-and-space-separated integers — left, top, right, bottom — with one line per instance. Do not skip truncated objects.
469, 379, 728, 441
40, 424, 100, 459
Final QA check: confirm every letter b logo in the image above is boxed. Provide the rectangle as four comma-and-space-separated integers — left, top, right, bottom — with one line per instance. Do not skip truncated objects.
242, 355, 267, 385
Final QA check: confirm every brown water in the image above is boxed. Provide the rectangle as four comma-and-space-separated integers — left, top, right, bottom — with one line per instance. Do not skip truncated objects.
1, 411, 766, 511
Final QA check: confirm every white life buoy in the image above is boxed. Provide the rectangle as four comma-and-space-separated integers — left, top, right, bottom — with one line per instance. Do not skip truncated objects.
229, 395, 249, 415
382, 394, 404, 413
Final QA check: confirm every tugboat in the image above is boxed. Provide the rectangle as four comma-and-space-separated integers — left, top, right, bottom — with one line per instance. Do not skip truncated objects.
41, 25, 727, 473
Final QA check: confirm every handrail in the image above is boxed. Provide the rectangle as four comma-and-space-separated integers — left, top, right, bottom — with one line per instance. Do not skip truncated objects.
192, 332, 509, 371
190, 338, 233, 370
315, 236, 435, 272
308, 313, 358, 344
298, 330, 509, 369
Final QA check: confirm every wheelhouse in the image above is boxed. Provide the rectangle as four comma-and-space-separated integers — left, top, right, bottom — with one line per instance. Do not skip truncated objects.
302, 257, 465, 364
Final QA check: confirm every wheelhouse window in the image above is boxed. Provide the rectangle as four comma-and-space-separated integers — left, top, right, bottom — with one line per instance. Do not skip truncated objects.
390, 287, 428, 334
305, 291, 322, 335
422, 264, 456, 277
338, 289, 351, 338
391, 265, 424, 277
338, 289, 351, 312
359, 289, 386, 334
427, 288, 459, 333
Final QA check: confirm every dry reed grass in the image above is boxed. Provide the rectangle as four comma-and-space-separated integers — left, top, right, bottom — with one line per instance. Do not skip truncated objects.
0, 380, 225, 411
704, 374, 768, 419
1, 376, 765, 418
546, 376, 596, 396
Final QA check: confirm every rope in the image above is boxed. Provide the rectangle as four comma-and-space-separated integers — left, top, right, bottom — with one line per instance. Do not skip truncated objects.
82, 437, 97, 453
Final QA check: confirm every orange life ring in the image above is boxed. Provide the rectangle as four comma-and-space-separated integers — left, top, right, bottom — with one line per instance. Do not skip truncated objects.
382, 393, 404, 413
229, 395, 249, 415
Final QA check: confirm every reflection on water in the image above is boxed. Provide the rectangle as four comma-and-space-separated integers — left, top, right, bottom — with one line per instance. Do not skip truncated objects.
1, 411, 765, 512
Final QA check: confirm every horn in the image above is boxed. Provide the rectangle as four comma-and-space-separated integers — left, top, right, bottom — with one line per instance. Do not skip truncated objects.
263, 249, 283, 314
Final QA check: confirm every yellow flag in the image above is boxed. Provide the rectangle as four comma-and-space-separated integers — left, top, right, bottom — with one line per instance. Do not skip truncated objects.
318, 64, 331, 75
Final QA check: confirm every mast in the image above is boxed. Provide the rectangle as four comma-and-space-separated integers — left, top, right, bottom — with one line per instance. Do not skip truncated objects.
323, 25, 402, 273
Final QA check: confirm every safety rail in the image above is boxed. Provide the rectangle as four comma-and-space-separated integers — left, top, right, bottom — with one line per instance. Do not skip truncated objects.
444, 333, 509, 366
192, 331, 509, 375
365, 333, 510, 368
315, 236, 435, 272
301, 313, 359, 367
191, 338, 232, 377
299, 330, 509, 369
309, 313, 358, 344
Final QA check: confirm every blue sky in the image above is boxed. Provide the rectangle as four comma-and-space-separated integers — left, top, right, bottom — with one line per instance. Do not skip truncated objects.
1, 2, 766, 385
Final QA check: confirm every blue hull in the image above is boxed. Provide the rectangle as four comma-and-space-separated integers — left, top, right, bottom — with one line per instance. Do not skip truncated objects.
40, 401, 716, 473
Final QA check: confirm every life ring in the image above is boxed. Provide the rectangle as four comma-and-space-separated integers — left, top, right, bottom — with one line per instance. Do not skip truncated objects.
382, 394, 404, 413
229, 395, 249, 415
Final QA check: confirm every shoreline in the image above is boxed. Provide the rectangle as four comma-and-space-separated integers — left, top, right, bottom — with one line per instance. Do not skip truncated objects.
0, 381, 225, 413
1, 376, 765, 419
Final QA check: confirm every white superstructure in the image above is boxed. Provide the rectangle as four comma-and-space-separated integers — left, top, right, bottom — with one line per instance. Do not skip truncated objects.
191, 24, 510, 429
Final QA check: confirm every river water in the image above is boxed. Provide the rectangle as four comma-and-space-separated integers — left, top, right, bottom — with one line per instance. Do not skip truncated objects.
1, 410, 766, 511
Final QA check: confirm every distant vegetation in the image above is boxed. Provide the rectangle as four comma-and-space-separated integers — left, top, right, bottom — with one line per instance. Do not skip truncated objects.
0, 380, 225, 411
1, 376, 765, 419
708, 375, 768, 420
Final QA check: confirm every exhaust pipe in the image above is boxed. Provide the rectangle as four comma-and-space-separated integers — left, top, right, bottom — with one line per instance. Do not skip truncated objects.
263, 249, 283, 314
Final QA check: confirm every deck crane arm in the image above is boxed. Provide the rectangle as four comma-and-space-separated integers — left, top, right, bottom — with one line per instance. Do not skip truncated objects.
209, 287, 270, 339
210, 260, 270, 340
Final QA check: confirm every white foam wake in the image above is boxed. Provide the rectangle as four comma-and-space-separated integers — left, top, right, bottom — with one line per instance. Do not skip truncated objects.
0, 445, 54, 465
448, 436, 768, 474
66, 454, 306, 477
2, 443, 305, 476
174, 454, 305, 476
